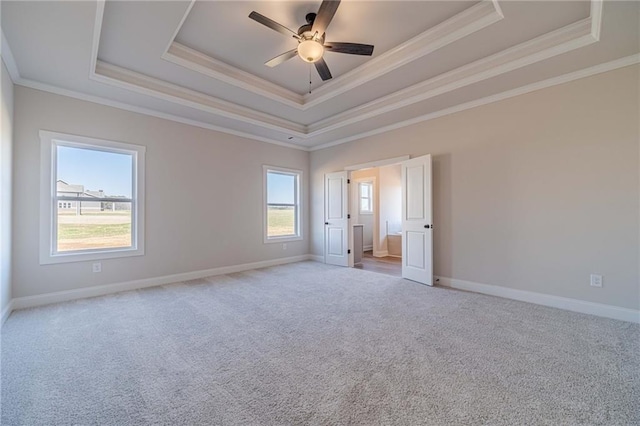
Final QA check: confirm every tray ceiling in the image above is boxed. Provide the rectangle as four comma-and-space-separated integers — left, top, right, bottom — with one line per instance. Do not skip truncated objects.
1, 1, 639, 150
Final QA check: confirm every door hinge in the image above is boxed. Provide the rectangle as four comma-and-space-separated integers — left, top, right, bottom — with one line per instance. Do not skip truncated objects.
347, 179, 351, 184
347, 214, 351, 219
348, 249, 351, 254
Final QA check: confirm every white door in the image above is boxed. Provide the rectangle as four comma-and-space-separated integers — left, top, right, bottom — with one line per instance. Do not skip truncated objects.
401, 155, 433, 285
324, 171, 349, 266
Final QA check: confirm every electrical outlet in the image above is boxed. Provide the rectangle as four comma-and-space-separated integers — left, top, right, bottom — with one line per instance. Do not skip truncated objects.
590, 274, 602, 288
282, 243, 287, 250
92, 262, 102, 273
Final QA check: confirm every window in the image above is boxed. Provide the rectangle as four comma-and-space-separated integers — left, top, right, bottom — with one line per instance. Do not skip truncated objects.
360, 182, 373, 214
39, 131, 145, 264
263, 166, 302, 243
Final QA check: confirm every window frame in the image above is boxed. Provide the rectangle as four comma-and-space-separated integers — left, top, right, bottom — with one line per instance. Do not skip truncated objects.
39, 130, 146, 264
359, 181, 373, 215
263, 165, 303, 244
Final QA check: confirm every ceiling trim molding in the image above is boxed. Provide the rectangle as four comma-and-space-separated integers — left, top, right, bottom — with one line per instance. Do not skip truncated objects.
80, 0, 609, 147
1, 28, 20, 82
89, 0, 105, 80
161, 0, 504, 109
162, 0, 196, 57
14, 77, 308, 151
163, 42, 303, 108
307, 16, 597, 135
302, 0, 504, 109
91, 61, 306, 136
590, 0, 603, 41
309, 54, 640, 152
14, 54, 638, 154
91, 13, 600, 140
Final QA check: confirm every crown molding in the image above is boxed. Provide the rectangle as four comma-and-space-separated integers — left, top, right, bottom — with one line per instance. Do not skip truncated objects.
1, 28, 20, 82
39, 0, 603, 149
14, 54, 638, 155
89, 0, 105, 80
91, 61, 306, 136
161, 0, 504, 110
309, 54, 640, 151
89, 0, 603, 140
590, 0, 603, 41
162, 0, 196, 58
15, 77, 308, 150
307, 16, 597, 135
302, 0, 504, 109
91, 14, 600, 140
164, 42, 304, 108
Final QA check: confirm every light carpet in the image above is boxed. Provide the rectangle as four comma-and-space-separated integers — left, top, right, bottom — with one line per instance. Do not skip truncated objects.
1, 261, 638, 425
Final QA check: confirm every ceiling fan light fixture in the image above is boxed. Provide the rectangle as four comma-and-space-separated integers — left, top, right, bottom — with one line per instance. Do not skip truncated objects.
297, 39, 324, 63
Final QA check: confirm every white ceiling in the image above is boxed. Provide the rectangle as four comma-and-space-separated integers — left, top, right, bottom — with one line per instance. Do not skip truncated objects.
1, 1, 639, 150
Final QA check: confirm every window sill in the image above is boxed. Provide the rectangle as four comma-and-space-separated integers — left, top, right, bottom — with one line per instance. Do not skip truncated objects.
39, 246, 144, 265
264, 235, 303, 244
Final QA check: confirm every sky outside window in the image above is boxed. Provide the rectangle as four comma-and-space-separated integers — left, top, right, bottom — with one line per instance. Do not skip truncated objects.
57, 145, 133, 197
267, 172, 296, 204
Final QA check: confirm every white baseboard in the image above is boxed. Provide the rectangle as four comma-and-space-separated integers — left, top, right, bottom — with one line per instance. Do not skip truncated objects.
435, 276, 640, 324
1, 299, 14, 326
363, 245, 373, 251
309, 254, 325, 263
373, 250, 389, 258
10, 255, 313, 313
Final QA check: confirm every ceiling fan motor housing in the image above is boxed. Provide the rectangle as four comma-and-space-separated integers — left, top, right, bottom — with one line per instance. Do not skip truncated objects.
297, 14, 325, 63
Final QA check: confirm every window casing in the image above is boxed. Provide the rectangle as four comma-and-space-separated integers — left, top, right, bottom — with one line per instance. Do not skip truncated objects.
263, 166, 302, 243
39, 131, 145, 264
359, 182, 373, 214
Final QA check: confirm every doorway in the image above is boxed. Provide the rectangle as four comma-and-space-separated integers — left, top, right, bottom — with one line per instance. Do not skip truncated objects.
323, 155, 433, 285
351, 167, 402, 277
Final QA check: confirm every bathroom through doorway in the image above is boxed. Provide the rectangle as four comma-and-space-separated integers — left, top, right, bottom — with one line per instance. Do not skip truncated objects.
350, 163, 403, 277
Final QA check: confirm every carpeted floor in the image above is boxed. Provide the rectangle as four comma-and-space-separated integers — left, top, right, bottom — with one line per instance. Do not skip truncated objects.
2, 261, 638, 425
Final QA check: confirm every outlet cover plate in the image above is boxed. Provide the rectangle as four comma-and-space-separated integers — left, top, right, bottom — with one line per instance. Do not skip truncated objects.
590, 274, 602, 287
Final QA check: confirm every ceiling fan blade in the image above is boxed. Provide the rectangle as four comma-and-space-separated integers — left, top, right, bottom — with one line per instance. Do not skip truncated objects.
311, 0, 341, 36
265, 49, 298, 67
324, 42, 374, 56
249, 11, 299, 39
315, 58, 332, 81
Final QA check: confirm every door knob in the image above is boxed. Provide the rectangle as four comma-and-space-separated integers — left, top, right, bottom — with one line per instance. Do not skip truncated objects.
424, 224, 430, 228
325, 222, 329, 225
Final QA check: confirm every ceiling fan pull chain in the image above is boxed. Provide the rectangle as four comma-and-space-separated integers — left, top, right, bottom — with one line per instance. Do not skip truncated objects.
309, 65, 312, 94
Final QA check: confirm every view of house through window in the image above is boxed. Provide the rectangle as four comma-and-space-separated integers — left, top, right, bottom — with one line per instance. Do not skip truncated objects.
265, 168, 300, 240
56, 145, 133, 252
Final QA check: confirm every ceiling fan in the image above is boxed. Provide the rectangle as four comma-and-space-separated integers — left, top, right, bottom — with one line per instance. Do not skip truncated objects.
249, 0, 374, 81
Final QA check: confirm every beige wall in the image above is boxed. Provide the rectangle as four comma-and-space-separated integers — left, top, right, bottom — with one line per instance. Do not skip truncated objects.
311, 65, 640, 310
379, 164, 402, 250
12, 87, 309, 299
1, 59, 14, 313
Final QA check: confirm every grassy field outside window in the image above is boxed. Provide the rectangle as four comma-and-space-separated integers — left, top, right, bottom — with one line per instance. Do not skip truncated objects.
57, 211, 132, 251
267, 206, 295, 237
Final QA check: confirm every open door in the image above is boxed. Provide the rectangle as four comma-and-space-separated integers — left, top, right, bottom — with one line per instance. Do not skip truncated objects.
324, 171, 349, 266
401, 155, 433, 285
